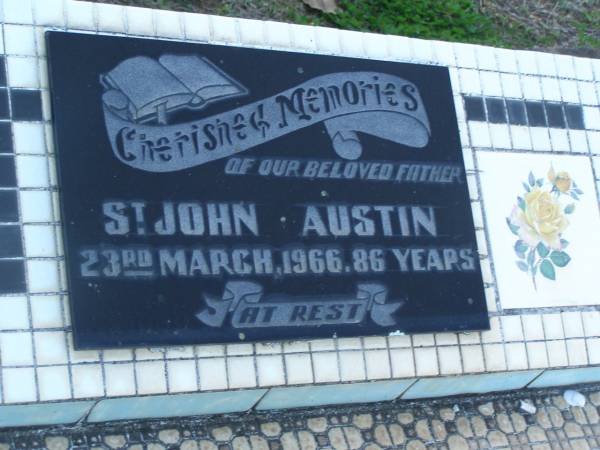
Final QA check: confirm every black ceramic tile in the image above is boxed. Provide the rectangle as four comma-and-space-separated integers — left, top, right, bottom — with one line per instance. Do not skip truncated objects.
485, 98, 507, 124
0, 190, 19, 222
0, 260, 26, 294
565, 104, 585, 130
0, 122, 13, 153
525, 101, 547, 127
0, 89, 9, 120
544, 102, 566, 129
0, 57, 6, 88
10, 89, 43, 121
0, 155, 17, 187
464, 96, 486, 121
506, 100, 527, 126
47, 31, 488, 349
0, 225, 23, 258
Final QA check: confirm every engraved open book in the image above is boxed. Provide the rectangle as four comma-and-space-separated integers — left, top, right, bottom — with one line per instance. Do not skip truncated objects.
101, 55, 248, 124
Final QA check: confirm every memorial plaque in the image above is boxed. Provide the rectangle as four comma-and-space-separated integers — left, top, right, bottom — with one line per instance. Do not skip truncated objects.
46, 31, 489, 349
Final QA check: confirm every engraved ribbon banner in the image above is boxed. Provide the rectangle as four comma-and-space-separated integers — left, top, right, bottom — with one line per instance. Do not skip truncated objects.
196, 281, 404, 329
102, 71, 431, 173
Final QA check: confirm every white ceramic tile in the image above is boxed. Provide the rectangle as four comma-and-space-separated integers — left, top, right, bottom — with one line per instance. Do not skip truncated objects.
256, 355, 285, 387
165, 346, 194, 359
569, 130, 588, 153
284, 353, 313, 385
34, 330, 68, 364
227, 356, 256, 388
386, 35, 412, 62
312, 351, 339, 383
2, 367, 37, 403
104, 363, 136, 397
496, 48, 519, 73
583, 106, 600, 129
389, 348, 415, 378
510, 126, 532, 150
561, 312, 584, 338
483, 343, 506, 372
573, 57, 594, 81
155, 9, 183, 39
195, 344, 225, 358
579, 82, 599, 106
586, 338, 600, 364
31, 295, 64, 328
238, 18, 265, 46
542, 313, 564, 340
501, 73, 522, 98
435, 333, 458, 346
0, 296, 29, 330
33, 0, 64, 26
501, 316, 524, 342
582, 311, 600, 337
210, 15, 238, 43
566, 338, 588, 366
125, 6, 155, 36
554, 54, 576, 79
536, 53, 557, 77
27, 260, 60, 293
198, 357, 227, 391
102, 349, 133, 362
363, 336, 387, 349
479, 71, 502, 97
72, 364, 104, 398
226, 343, 253, 356
136, 360, 167, 395
475, 46, 497, 71
529, 127, 552, 151
460, 345, 485, 373
4, 24, 36, 56
13, 122, 45, 154
414, 347, 438, 376
481, 317, 502, 343
560, 79, 580, 103
265, 20, 290, 48
4, 0, 34, 24
454, 43, 477, 68
309, 339, 335, 351
388, 334, 412, 348
362, 32, 387, 59
412, 334, 435, 347
16, 155, 49, 188
468, 122, 491, 148
516, 51, 538, 75
410, 38, 433, 64
0, 331, 33, 365
135, 348, 164, 361
166, 359, 197, 393
66, 0, 94, 30
438, 347, 462, 375
313, 26, 340, 54
97, 3, 125, 33
7, 56, 38, 88
364, 349, 390, 379
522, 315, 545, 341
19, 190, 52, 222
489, 124, 511, 149
337, 338, 361, 350
337, 29, 362, 57
589, 131, 600, 154
540, 77, 561, 102
546, 340, 568, 367
549, 129, 570, 152
526, 341, 549, 369
505, 342, 528, 370
339, 351, 366, 381
520, 76, 543, 100
432, 40, 455, 67
478, 151, 600, 308
37, 365, 70, 400
458, 69, 481, 94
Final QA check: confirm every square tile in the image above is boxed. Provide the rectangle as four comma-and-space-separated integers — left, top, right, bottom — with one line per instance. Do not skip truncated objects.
478, 151, 600, 308
166, 359, 197, 393
542, 313, 564, 339
104, 363, 135, 397
483, 343, 506, 372
34, 330, 68, 364
526, 341, 548, 368
566, 338, 588, 366
546, 340, 569, 367
460, 345, 485, 373
0, 123, 13, 153
27, 259, 60, 293
0, 331, 33, 365
30, 295, 63, 328
198, 357, 227, 391
19, 190, 52, 222
37, 365, 71, 401
312, 351, 339, 383
505, 342, 528, 370
12, 122, 45, 154
0, 155, 17, 187
0, 90, 9, 119
414, 347, 438, 376
364, 349, 391, 379
0, 296, 29, 330
389, 348, 415, 378
562, 311, 584, 338
4, 25, 36, 56
464, 96, 485, 121
0, 260, 26, 294
438, 347, 462, 375
135, 361, 167, 395
0, 225, 23, 257
256, 355, 285, 386
10, 89, 43, 121
2, 367, 37, 403
23, 224, 56, 257
339, 351, 366, 381
66, 0, 95, 30
227, 356, 256, 389
284, 353, 313, 385
15, 154, 49, 187
72, 364, 104, 398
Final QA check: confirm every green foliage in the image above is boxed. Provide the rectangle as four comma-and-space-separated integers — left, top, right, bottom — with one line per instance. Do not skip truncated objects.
320, 0, 505, 46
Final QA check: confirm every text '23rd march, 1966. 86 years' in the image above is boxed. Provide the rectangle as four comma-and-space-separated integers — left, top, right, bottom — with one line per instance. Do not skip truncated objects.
46, 31, 489, 348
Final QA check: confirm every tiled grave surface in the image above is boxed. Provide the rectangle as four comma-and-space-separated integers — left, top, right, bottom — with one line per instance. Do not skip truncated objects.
0, 0, 599, 423
2, 384, 600, 450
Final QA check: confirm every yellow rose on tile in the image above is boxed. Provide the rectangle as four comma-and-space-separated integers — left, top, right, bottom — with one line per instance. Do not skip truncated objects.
547, 167, 572, 193
517, 187, 568, 249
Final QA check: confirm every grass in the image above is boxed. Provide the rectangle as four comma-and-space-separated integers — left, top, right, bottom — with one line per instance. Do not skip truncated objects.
94, 0, 600, 52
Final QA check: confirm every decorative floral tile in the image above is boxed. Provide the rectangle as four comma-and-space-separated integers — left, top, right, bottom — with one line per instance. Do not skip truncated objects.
478, 151, 600, 309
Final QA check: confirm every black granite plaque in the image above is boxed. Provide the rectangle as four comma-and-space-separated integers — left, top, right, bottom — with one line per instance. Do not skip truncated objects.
47, 31, 489, 349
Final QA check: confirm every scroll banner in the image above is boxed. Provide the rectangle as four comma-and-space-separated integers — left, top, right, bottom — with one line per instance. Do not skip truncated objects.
196, 281, 404, 329
102, 72, 431, 173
